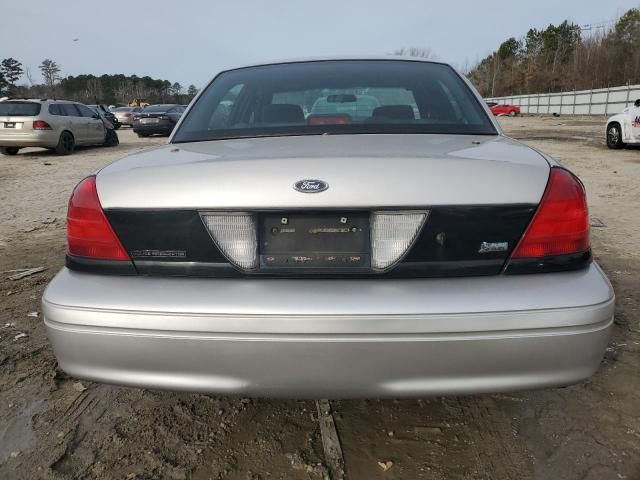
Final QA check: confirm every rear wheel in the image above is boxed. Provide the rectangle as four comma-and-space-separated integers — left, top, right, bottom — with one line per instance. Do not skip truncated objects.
137, 132, 149, 138
606, 124, 625, 149
509, 110, 517, 117
55, 131, 75, 155
104, 129, 119, 147
0, 147, 20, 156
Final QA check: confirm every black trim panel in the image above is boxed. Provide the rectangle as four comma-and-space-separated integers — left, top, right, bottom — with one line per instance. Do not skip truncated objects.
135, 261, 236, 277
133, 259, 504, 278
66, 254, 137, 275
504, 250, 592, 275
405, 205, 535, 263
66, 206, 589, 278
106, 210, 227, 263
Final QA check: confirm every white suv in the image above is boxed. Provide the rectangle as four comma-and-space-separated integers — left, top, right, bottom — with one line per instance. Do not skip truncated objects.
0, 99, 118, 156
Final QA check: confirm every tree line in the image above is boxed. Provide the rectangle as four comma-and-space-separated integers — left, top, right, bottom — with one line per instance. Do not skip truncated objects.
467, 7, 640, 97
0, 58, 198, 105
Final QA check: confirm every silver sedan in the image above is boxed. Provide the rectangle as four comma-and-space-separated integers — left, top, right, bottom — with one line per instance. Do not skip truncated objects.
111, 106, 142, 126
42, 58, 613, 398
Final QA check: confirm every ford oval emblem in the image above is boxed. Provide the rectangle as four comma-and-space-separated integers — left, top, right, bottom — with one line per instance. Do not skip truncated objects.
294, 179, 329, 193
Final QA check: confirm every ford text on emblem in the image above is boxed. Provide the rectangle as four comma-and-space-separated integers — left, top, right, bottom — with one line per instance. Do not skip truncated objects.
294, 179, 329, 193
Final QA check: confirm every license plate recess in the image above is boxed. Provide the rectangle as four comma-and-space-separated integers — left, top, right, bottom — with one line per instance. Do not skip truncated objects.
259, 212, 370, 270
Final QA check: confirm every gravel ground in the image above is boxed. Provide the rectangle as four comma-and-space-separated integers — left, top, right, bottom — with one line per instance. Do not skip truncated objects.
0, 119, 638, 480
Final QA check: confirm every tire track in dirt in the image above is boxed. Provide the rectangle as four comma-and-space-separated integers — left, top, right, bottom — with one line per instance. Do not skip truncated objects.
452, 396, 534, 479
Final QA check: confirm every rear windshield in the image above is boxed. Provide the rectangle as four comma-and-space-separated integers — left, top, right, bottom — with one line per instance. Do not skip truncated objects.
112, 107, 133, 112
0, 101, 42, 117
173, 60, 496, 143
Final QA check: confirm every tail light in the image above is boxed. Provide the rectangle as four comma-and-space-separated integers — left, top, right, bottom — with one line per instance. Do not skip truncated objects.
67, 176, 130, 261
510, 167, 589, 259
32, 120, 51, 130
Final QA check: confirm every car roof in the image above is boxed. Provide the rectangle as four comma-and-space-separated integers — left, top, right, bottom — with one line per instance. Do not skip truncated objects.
2, 98, 78, 104
143, 104, 181, 111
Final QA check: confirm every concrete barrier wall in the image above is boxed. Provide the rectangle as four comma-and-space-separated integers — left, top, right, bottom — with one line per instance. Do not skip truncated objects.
486, 84, 640, 116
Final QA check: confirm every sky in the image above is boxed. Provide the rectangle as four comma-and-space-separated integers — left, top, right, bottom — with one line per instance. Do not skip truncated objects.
1, 1, 638, 88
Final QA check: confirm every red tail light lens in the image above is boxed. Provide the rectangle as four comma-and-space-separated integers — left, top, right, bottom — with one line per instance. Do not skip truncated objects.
511, 168, 589, 259
32, 120, 51, 130
67, 176, 130, 260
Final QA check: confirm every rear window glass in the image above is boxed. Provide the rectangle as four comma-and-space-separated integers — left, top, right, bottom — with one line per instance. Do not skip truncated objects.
0, 102, 42, 116
113, 107, 133, 112
173, 60, 496, 143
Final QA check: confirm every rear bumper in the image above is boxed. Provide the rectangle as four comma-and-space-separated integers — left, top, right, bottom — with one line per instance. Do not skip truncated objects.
133, 122, 174, 134
115, 116, 134, 125
43, 265, 615, 398
0, 130, 59, 148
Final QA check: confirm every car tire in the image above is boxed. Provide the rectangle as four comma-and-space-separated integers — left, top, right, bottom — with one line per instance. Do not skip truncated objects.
137, 132, 149, 138
55, 131, 75, 156
104, 129, 119, 147
0, 147, 20, 156
606, 123, 625, 149
509, 110, 518, 117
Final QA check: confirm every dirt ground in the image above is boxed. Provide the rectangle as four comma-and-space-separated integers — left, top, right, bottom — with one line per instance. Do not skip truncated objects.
0, 118, 638, 480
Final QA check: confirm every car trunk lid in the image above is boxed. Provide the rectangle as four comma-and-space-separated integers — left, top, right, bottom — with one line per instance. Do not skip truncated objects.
96, 134, 550, 209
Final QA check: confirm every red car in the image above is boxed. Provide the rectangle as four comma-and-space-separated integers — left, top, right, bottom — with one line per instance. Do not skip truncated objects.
486, 102, 520, 116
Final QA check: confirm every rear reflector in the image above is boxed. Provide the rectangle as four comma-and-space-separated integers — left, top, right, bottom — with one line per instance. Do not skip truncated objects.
201, 213, 258, 270
67, 176, 130, 261
32, 120, 51, 130
370, 211, 428, 270
511, 168, 589, 259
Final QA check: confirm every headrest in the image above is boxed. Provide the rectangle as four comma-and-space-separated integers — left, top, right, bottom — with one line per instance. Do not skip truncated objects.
372, 105, 415, 120
263, 104, 304, 123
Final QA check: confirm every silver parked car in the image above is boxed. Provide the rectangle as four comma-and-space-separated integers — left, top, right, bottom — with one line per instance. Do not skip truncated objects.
111, 106, 142, 126
0, 99, 117, 155
132, 104, 186, 137
42, 59, 614, 398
